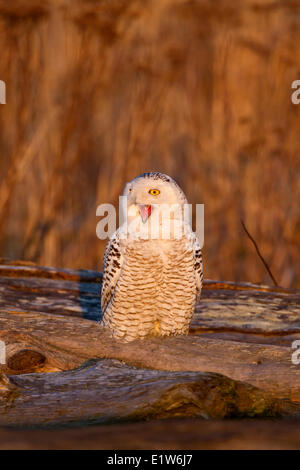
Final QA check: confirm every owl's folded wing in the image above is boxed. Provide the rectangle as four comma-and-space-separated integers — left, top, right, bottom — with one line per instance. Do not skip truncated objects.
193, 234, 203, 299
101, 229, 123, 315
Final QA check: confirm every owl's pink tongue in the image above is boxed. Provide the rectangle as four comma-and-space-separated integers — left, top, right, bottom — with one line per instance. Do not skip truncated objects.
138, 204, 152, 223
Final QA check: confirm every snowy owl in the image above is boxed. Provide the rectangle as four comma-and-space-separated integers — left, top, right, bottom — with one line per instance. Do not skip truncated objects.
100, 172, 203, 342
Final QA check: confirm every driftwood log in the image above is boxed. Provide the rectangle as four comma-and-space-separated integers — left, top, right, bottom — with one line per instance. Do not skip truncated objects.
0, 260, 299, 448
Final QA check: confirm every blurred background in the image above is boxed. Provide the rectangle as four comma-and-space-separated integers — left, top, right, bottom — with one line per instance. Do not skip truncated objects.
0, 0, 299, 287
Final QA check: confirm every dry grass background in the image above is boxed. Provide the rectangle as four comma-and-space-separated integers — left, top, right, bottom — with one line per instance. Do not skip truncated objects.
0, 0, 299, 287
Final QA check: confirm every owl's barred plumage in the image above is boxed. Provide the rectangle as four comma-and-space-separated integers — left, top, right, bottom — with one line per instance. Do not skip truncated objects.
100, 172, 203, 342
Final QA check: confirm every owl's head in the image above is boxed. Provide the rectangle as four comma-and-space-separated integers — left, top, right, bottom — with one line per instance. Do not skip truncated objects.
122, 172, 188, 225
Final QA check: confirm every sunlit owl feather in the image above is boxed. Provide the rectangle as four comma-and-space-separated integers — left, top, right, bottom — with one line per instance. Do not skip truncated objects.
100, 172, 203, 342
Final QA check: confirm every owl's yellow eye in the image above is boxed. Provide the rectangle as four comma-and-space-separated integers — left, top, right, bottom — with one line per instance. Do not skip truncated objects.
149, 189, 160, 196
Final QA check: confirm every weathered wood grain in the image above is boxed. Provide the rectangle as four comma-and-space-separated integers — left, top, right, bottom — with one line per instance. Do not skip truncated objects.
195, 287, 300, 335
0, 262, 299, 333
2, 358, 297, 428
0, 261, 299, 433
1, 316, 299, 401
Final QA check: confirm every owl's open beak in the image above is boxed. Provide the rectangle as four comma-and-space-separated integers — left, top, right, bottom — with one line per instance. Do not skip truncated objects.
138, 204, 152, 223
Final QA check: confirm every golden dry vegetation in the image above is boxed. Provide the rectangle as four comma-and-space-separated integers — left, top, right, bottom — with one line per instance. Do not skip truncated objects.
0, 0, 299, 287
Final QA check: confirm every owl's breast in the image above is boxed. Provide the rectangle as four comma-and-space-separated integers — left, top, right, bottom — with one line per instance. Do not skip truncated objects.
119, 237, 196, 307
103, 237, 196, 341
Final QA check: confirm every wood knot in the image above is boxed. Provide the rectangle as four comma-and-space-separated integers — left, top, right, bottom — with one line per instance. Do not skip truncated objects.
7, 349, 46, 372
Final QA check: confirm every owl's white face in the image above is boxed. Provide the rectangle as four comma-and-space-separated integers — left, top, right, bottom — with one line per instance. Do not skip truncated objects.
122, 173, 188, 237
